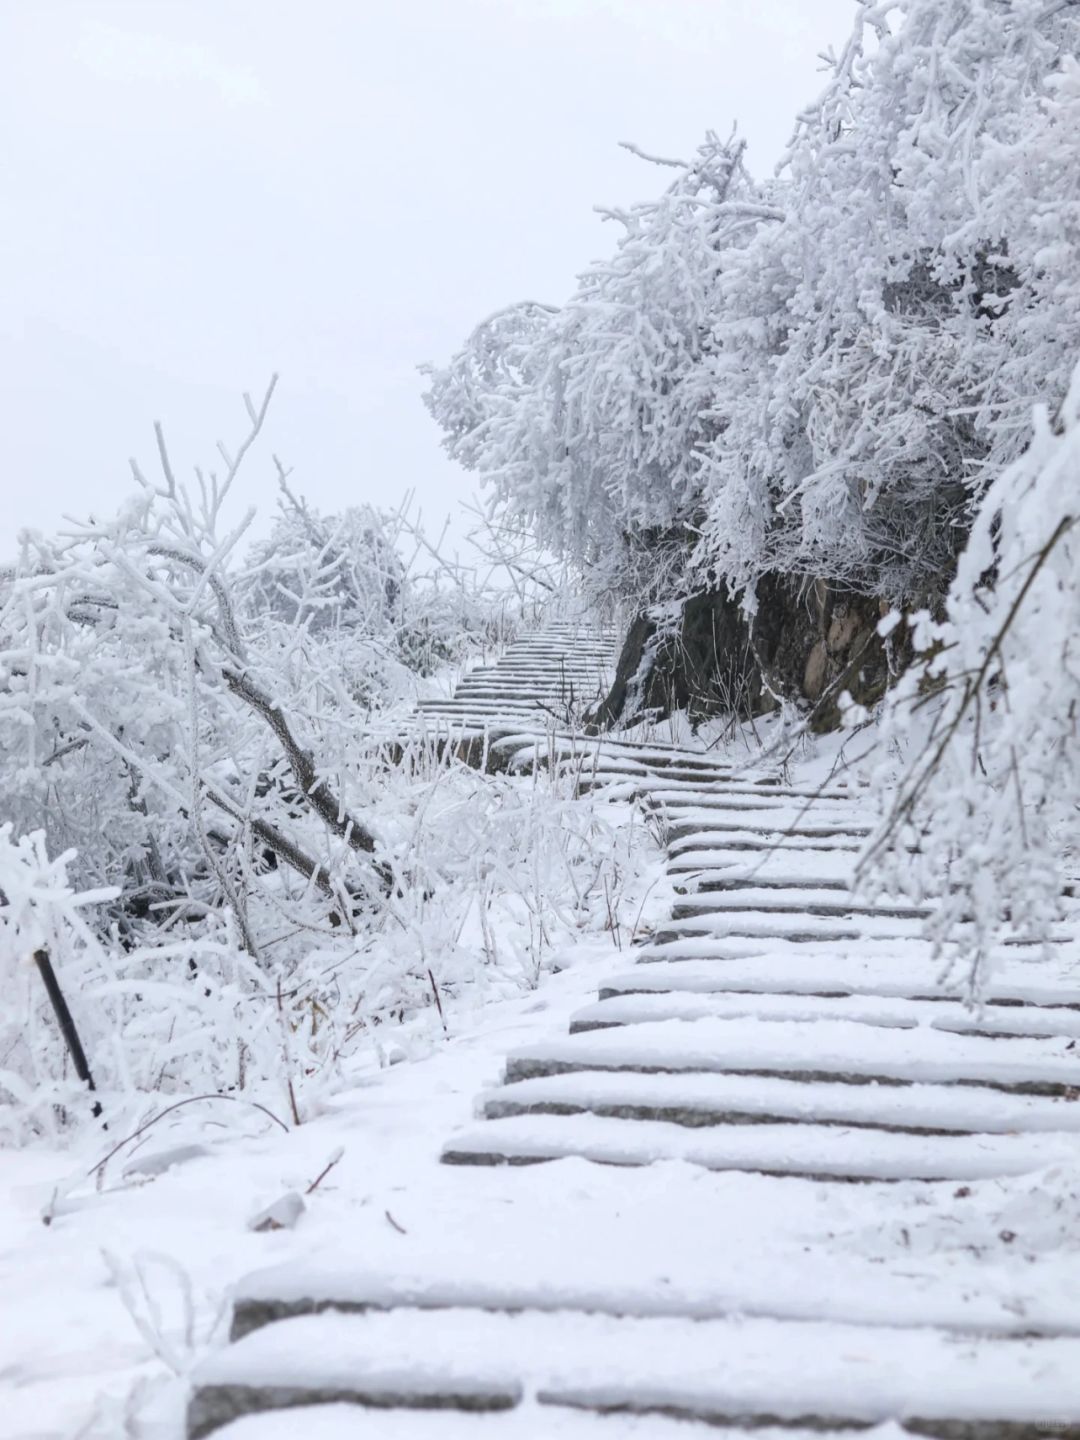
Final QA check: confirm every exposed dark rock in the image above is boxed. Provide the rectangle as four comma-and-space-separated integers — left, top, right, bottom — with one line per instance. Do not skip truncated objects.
593, 574, 917, 734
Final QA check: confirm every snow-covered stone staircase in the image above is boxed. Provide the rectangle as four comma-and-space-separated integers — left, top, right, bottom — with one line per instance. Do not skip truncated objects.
188, 624, 1080, 1439
416, 618, 619, 727
443, 773, 1080, 1183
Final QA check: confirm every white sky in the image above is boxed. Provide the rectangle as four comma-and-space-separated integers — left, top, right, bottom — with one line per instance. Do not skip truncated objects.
1, 0, 854, 549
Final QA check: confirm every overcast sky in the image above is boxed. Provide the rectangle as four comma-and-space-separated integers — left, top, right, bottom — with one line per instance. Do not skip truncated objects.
2, 0, 854, 550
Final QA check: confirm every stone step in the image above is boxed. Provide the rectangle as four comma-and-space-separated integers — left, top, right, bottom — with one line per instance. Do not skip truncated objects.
226, 1242, 1080, 1345
458, 668, 611, 678
442, 1110, 1076, 1179
667, 814, 869, 837
650, 914, 1067, 948
206, 1405, 844, 1440
668, 889, 930, 921
666, 825, 863, 850
454, 683, 604, 695
480, 1066, 1080, 1135
646, 792, 864, 816
606, 952, 1080, 1009
564, 763, 739, 786
460, 680, 609, 690
461, 665, 612, 675
416, 707, 566, 722
649, 914, 917, 945
469, 661, 613, 671
417, 701, 552, 712
644, 778, 862, 800
667, 840, 858, 864
593, 777, 852, 800
189, 1306, 1080, 1438
568, 989, 1080, 1041
493, 663, 609, 670
458, 669, 605, 679
499, 735, 751, 766
463, 677, 608, 689
455, 694, 607, 702
671, 872, 853, 893
501, 1016, 1080, 1094
587, 753, 739, 773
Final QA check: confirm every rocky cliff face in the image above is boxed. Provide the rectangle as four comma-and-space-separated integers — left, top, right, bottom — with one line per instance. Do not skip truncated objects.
591, 578, 917, 734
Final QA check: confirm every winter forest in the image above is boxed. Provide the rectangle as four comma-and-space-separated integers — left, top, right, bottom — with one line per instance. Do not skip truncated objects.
4, 1, 1080, 1436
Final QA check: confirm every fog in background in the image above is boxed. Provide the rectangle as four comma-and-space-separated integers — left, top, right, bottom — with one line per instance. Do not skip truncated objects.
2, 0, 854, 549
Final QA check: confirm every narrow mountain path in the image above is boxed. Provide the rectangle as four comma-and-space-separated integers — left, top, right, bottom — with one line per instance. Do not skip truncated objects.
188, 623, 1080, 1440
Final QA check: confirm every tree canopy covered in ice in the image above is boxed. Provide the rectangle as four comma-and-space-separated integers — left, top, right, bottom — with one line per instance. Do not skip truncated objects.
427, 0, 1080, 608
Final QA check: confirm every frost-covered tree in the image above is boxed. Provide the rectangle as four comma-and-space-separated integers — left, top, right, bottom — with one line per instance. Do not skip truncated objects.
426, 0, 1080, 720
860, 356, 1080, 987
425, 133, 776, 603
0, 384, 389, 954
243, 488, 404, 637
697, 0, 1080, 601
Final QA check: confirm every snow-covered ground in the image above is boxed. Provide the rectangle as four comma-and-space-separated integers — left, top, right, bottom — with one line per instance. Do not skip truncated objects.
4, 994, 1075, 1433
6, 714, 1080, 1439
13, 910, 1080, 1440
1, 925, 666, 1439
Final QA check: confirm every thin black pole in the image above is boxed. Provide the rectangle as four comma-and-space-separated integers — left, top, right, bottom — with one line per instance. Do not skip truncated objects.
33, 947, 103, 1121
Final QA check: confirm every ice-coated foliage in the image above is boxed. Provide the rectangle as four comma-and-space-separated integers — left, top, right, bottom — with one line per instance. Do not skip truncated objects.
424, 0, 1080, 966
699, 0, 1080, 599
242, 496, 405, 637
860, 359, 1080, 988
425, 134, 774, 601
427, 0, 1080, 608
0, 387, 641, 1144
0, 743, 657, 1146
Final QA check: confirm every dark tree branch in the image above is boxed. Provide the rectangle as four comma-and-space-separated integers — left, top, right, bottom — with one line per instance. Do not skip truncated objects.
221, 666, 381, 860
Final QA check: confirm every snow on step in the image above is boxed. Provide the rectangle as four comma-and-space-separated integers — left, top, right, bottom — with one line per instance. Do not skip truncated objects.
668, 854, 857, 885
455, 682, 604, 693
481, 1066, 1080, 1136
652, 913, 1069, 948
501, 1017, 1080, 1093
441, 1110, 1075, 1179
645, 788, 862, 812
492, 734, 747, 772
417, 701, 555, 716
566, 752, 737, 774
189, 1307, 1080, 1438
668, 887, 929, 919
568, 989, 1080, 1041
650, 912, 917, 944
643, 790, 861, 811
227, 1238, 1080, 1343
666, 826, 864, 851
653, 780, 857, 801
561, 760, 740, 785
606, 953, 1080, 1010
667, 818, 870, 845
210, 1402, 750, 1440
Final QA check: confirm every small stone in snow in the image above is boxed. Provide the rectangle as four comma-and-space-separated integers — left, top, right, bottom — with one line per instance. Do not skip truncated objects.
248, 1192, 305, 1233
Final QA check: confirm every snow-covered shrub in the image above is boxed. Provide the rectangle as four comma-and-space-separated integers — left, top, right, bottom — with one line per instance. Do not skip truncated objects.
0, 826, 115, 1137
0, 384, 652, 1145
0, 737, 658, 1145
0, 812, 325, 1145
0, 382, 526, 951
859, 359, 1080, 990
